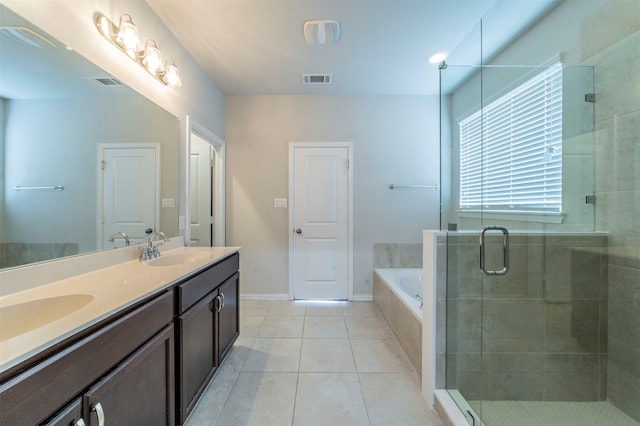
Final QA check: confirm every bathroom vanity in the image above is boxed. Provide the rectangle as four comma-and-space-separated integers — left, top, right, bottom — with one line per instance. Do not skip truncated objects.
0, 247, 239, 426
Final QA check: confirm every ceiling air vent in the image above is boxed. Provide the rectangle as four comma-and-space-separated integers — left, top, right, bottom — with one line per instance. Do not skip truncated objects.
302, 74, 333, 85
0, 26, 56, 49
88, 77, 124, 87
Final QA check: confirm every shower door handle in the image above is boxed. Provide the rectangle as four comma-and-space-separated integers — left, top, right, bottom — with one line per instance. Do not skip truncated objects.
479, 225, 509, 276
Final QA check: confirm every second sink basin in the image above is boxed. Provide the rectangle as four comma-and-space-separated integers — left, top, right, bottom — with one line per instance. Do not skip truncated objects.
0, 294, 94, 341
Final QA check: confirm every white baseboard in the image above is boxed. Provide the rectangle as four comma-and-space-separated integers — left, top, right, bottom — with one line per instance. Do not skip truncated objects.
239, 294, 373, 302
352, 295, 373, 302
240, 293, 290, 301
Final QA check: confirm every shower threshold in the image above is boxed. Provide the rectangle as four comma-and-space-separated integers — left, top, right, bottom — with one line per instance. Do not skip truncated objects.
465, 399, 638, 426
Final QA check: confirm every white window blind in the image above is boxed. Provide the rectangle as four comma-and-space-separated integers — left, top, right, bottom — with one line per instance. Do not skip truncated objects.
459, 64, 563, 212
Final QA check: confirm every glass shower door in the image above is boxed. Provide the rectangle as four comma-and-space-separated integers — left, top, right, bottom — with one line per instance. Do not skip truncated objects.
442, 63, 602, 425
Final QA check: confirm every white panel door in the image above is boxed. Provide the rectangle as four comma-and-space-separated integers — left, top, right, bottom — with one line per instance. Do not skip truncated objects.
292, 146, 350, 299
190, 137, 213, 246
101, 146, 158, 248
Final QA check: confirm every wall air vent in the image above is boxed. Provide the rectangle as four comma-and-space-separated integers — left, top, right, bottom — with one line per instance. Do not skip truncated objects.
0, 26, 56, 49
302, 74, 333, 85
89, 77, 124, 87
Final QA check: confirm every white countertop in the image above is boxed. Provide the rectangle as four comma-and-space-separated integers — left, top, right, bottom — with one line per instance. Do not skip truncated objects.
0, 246, 239, 374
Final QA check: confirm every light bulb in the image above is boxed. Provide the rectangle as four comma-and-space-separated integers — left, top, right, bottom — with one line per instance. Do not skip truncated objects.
428, 51, 449, 64
115, 15, 140, 53
142, 40, 164, 74
162, 61, 182, 87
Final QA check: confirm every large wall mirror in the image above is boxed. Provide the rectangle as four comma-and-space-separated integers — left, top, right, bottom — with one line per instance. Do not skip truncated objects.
0, 4, 180, 269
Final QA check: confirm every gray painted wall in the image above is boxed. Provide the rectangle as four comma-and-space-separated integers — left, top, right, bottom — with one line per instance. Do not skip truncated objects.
225, 95, 440, 298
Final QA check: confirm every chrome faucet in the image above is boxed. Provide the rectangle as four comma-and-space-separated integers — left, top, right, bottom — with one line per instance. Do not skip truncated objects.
139, 231, 168, 260
108, 232, 130, 247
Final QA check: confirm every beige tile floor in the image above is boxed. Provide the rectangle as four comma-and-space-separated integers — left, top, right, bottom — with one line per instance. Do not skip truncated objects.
185, 300, 444, 426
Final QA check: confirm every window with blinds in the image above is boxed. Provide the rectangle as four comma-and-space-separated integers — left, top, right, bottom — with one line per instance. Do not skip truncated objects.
459, 63, 563, 213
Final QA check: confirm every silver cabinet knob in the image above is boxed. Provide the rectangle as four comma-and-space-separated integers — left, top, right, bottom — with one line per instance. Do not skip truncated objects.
295, 228, 302, 235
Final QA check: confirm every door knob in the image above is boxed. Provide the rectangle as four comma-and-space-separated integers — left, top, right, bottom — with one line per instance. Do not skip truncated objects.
295, 228, 302, 235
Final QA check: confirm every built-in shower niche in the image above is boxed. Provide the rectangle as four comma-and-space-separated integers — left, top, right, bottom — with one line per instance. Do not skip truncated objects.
445, 232, 610, 406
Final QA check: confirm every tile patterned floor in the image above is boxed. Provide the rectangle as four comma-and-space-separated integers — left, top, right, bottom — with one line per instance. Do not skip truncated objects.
185, 300, 444, 426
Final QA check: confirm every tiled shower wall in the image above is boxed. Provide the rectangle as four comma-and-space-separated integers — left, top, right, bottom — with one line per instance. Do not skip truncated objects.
588, 7, 640, 422
445, 233, 609, 403
606, 250, 640, 421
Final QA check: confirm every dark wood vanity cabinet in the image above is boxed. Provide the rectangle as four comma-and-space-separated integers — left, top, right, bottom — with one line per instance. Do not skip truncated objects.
0, 291, 174, 426
45, 325, 174, 426
217, 273, 240, 362
176, 253, 239, 425
0, 251, 239, 426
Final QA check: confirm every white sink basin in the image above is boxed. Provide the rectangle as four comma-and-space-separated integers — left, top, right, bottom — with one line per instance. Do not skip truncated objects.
147, 253, 203, 267
0, 294, 94, 341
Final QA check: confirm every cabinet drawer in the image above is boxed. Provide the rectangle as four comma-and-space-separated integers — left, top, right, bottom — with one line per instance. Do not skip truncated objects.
0, 291, 173, 426
177, 253, 239, 313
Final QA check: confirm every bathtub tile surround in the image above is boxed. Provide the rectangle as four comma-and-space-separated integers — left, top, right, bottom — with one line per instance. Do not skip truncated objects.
373, 243, 423, 268
373, 269, 423, 375
186, 300, 444, 426
0, 242, 78, 268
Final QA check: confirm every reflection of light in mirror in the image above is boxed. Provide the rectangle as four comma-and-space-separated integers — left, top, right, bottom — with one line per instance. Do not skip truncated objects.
0, 4, 181, 270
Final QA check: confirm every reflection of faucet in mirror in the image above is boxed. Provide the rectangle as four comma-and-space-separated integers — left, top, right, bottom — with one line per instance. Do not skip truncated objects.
107, 232, 130, 247
0, 4, 180, 271
139, 231, 169, 260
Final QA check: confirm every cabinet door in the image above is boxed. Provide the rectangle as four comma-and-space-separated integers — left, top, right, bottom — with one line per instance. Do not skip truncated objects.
84, 325, 174, 426
178, 291, 217, 424
217, 273, 240, 363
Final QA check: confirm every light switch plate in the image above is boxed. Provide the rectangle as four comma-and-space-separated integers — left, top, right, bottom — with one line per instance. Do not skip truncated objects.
161, 198, 175, 208
273, 198, 288, 208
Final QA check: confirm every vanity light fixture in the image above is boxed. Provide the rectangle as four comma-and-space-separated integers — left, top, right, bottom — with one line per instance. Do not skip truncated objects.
95, 13, 182, 87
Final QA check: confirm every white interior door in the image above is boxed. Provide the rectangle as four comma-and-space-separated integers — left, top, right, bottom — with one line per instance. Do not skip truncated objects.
190, 135, 213, 247
290, 144, 352, 300
100, 145, 159, 248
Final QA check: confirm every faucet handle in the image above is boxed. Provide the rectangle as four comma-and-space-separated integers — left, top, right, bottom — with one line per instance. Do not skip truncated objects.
138, 246, 153, 261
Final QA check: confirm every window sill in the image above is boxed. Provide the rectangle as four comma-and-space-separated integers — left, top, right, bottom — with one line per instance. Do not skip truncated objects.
457, 210, 566, 224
